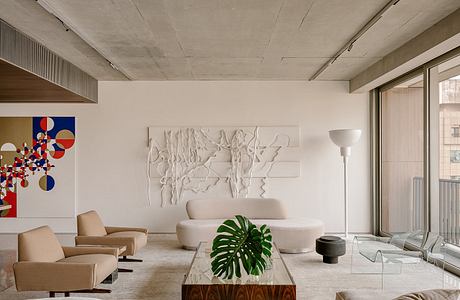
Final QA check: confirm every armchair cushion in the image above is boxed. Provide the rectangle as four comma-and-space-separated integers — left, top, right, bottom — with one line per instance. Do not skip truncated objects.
75, 235, 136, 256
14, 261, 95, 292
105, 226, 148, 235
77, 211, 107, 236
18, 226, 65, 262
62, 246, 118, 257
58, 254, 117, 284
107, 231, 147, 254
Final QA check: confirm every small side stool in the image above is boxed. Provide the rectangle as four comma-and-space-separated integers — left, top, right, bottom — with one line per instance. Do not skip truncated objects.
315, 236, 346, 264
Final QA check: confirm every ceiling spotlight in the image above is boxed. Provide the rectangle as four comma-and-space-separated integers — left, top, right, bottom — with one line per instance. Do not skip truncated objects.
347, 43, 354, 52
109, 61, 119, 71
56, 18, 70, 32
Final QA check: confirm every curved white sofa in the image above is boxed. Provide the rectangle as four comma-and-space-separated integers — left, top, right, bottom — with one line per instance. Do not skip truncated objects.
176, 198, 324, 253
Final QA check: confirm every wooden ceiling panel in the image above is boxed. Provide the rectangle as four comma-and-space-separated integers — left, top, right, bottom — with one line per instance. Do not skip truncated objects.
0, 59, 92, 102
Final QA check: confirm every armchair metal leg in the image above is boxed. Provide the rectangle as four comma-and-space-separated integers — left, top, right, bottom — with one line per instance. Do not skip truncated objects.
118, 267, 133, 272
119, 256, 143, 262
76, 288, 111, 294
50, 288, 111, 297
88, 288, 112, 293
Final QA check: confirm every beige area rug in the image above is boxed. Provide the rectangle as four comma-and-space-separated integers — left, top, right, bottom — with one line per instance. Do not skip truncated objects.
0, 234, 457, 300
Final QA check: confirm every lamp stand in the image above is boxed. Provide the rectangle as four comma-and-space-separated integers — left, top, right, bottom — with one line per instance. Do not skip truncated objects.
343, 155, 349, 239
340, 146, 351, 239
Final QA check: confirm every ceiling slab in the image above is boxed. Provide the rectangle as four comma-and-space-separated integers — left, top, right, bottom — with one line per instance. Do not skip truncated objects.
0, 0, 126, 81
1, 0, 459, 81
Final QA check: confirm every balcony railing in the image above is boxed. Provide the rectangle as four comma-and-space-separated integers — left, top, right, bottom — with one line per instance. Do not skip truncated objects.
413, 177, 460, 245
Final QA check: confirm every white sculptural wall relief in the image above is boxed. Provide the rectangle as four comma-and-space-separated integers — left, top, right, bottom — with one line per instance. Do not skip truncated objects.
147, 126, 300, 206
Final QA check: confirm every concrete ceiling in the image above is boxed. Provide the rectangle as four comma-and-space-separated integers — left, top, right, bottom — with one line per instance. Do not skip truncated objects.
0, 0, 459, 81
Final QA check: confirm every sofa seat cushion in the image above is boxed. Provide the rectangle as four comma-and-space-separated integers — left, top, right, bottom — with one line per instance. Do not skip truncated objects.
395, 289, 460, 299
59, 254, 117, 284
336, 289, 460, 300
177, 218, 324, 253
107, 231, 147, 254
254, 219, 324, 253
252, 218, 324, 229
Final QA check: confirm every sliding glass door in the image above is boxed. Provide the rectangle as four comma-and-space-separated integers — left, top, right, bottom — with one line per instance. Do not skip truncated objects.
435, 55, 460, 246
380, 74, 425, 234
375, 47, 460, 273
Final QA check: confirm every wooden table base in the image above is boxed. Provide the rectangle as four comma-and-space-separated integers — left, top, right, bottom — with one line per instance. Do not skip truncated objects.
182, 284, 296, 300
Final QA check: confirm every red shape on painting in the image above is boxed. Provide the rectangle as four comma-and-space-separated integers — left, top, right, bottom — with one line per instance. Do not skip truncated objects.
40, 117, 48, 131
56, 139, 75, 149
51, 150, 65, 159
2, 192, 17, 218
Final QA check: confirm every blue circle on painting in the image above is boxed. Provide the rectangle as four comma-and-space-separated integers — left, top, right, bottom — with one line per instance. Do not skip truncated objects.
47, 175, 55, 190
39, 175, 55, 191
38, 159, 46, 166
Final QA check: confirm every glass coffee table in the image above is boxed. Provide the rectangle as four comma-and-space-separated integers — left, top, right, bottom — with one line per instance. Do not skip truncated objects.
182, 242, 296, 300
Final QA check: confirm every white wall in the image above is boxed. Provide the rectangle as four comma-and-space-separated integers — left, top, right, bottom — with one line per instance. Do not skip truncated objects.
0, 81, 370, 234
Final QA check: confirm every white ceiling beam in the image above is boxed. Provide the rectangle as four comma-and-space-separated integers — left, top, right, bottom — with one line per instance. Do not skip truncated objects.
350, 8, 460, 93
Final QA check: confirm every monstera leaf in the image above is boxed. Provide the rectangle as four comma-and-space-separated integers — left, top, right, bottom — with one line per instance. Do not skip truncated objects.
210, 215, 273, 279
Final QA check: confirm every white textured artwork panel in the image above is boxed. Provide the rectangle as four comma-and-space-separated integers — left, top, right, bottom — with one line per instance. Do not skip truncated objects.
147, 126, 300, 206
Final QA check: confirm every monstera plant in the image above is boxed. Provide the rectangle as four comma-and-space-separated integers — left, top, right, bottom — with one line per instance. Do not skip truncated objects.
210, 215, 273, 279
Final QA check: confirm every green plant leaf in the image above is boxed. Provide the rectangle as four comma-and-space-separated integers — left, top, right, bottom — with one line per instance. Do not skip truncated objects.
210, 215, 273, 279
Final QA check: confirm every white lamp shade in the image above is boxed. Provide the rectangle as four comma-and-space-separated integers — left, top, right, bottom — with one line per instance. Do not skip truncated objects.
329, 129, 361, 147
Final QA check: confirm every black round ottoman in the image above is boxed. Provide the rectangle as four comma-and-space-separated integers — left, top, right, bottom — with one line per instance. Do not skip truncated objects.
315, 236, 346, 264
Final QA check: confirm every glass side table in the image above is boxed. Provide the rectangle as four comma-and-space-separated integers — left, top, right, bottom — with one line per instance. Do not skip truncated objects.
351, 234, 424, 289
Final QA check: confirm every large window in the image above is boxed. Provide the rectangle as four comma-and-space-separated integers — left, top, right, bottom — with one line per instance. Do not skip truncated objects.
435, 55, 460, 246
375, 48, 460, 272
381, 74, 424, 233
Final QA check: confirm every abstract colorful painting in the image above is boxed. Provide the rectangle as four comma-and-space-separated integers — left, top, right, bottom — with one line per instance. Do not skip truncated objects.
0, 117, 75, 218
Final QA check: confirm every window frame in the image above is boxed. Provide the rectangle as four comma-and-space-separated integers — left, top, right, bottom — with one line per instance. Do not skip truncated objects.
372, 46, 460, 276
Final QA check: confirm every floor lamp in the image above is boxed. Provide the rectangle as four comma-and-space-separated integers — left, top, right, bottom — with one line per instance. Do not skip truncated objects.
329, 129, 361, 239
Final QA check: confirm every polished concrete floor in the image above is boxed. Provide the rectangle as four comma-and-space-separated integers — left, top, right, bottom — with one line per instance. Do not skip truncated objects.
0, 234, 459, 299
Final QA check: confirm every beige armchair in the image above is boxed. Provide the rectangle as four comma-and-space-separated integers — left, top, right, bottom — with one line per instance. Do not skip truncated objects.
75, 210, 148, 262
14, 226, 118, 298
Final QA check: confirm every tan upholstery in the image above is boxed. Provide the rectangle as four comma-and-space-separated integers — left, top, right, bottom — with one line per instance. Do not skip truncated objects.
62, 246, 118, 257
18, 226, 65, 262
59, 254, 117, 284
395, 289, 460, 300
186, 198, 288, 219
106, 226, 148, 235
76, 210, 148, 257
336, 289, 460, 300
14, 226, 117, 292
177, 198, 324, 253
77, 210, 107, 236
107, 231, 147, 254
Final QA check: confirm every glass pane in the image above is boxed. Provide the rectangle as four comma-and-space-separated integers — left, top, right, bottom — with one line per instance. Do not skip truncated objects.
183, 242, 294, 285
437, 55, 460, 246
381, 74, 424, 233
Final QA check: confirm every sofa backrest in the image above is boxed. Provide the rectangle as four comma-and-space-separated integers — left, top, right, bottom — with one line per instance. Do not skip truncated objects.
77, 210, 107, 236
186, 198, 288, 219
18, 226, 65, 262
